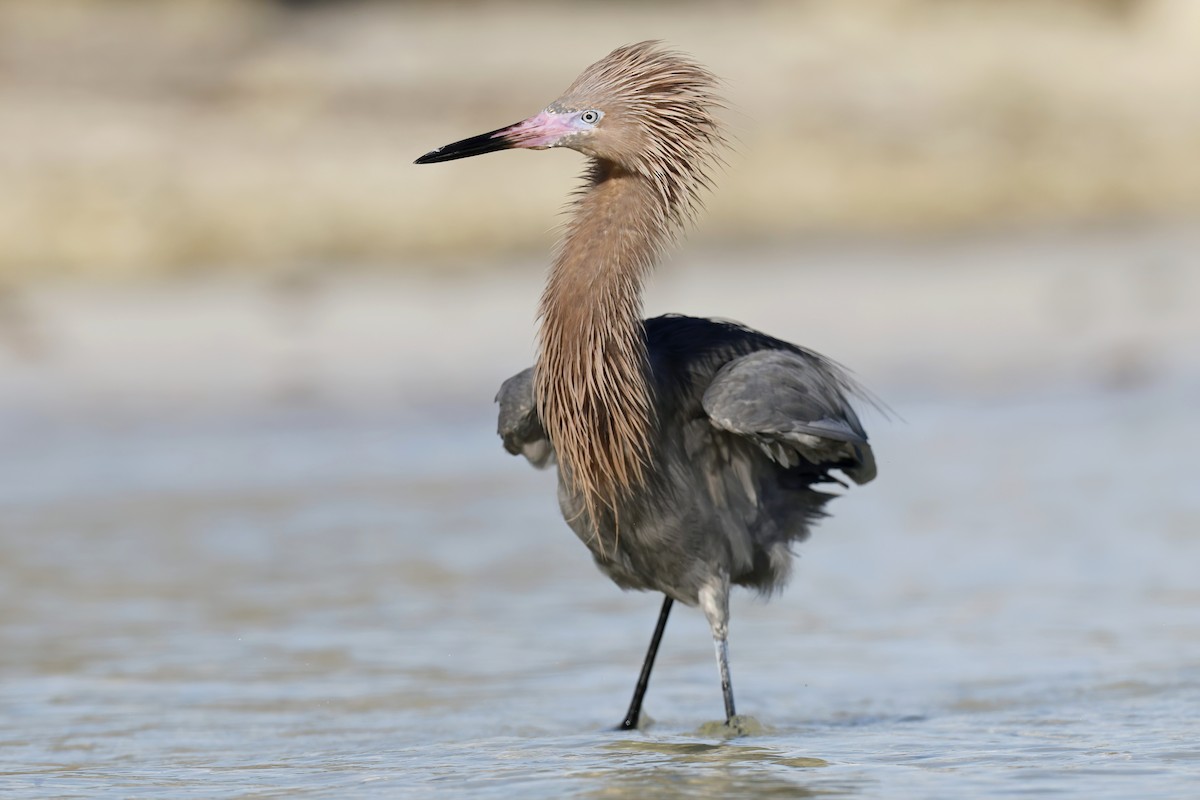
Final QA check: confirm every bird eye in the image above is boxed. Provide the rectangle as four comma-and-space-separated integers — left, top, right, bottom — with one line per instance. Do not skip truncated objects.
580, 109, 602, 125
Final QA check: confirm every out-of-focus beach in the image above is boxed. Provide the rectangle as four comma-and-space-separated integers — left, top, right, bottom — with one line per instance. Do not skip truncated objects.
3, 0, 1199, 279
2, 0, 1198, 418
1, 226, 1197, 423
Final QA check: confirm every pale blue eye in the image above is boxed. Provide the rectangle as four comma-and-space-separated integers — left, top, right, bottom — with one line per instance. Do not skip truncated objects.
580, 109, 602, 125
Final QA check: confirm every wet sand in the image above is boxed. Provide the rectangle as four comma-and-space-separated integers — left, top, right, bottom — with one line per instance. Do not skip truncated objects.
1, 225, 1197, 422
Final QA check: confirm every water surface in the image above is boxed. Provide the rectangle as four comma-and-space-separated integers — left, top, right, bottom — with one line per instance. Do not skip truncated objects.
1, 383, 1197, 798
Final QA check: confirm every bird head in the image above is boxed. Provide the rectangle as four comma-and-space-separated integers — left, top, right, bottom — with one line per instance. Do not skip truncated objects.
415, 42, 726, 211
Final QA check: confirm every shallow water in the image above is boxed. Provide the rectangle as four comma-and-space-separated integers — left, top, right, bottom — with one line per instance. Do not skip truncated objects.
1, 383, 1198, 798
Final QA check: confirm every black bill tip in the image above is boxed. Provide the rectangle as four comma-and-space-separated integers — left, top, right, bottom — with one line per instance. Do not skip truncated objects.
414, 125, 517, 165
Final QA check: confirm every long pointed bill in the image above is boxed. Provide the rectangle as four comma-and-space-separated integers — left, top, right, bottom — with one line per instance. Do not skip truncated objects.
413, 123, 519, 164
414, 112, 576, 165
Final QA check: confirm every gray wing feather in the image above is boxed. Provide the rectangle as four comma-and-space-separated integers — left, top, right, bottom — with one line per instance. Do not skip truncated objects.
495, 367, 555, 469
702, 350, 876, 484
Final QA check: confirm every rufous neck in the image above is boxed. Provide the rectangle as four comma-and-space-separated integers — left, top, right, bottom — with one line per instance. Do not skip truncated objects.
535, 161, 671, 524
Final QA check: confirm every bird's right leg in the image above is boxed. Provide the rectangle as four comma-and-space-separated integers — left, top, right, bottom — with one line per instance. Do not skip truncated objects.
618, 594, 674, 730
699, 576, 737, 723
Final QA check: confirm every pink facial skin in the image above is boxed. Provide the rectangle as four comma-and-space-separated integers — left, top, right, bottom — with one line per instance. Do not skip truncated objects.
498, 111, 582, 150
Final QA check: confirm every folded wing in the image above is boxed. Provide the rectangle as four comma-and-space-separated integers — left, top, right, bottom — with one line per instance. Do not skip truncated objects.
496, 367, 555, 469
701, 349, 876, 485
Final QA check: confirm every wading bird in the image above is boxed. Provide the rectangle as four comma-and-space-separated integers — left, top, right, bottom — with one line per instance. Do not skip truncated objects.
416, 42, 876, 730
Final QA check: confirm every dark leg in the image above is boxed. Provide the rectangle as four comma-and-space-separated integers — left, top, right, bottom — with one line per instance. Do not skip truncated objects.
618, 595, 674, 730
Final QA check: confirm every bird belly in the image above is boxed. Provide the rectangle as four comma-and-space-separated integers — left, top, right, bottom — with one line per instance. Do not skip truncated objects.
552, 428, 818, 604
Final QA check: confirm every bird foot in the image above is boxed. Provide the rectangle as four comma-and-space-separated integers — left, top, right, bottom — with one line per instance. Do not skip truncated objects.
695, 714, 767, 738
614, 711, 654, 732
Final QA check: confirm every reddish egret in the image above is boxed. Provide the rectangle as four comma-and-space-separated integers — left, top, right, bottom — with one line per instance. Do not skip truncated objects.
416, 41, 876, 729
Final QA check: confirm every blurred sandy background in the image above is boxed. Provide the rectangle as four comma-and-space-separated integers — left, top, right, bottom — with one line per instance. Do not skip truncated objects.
0, 0, 1198, 419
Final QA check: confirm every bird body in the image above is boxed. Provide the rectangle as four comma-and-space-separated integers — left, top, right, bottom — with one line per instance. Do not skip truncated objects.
499, 314, 874, 606
416, 41, 877, 728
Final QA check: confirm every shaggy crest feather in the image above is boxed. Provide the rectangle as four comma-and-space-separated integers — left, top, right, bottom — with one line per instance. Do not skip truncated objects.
535, 41, 728, 530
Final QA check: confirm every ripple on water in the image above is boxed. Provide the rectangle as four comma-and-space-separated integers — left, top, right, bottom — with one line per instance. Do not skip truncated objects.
2, 386, 1199, 797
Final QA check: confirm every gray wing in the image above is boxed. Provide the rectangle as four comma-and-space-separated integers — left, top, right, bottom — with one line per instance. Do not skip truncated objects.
701, 349, 876, 484
495, 367, 555, 469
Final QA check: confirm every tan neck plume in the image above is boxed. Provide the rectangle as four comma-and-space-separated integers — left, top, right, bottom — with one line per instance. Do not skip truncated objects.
535, 160, 674, 527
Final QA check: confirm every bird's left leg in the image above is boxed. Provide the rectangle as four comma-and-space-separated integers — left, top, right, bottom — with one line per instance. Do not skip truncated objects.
618, 595, 674, 730
698, 575, 736, 723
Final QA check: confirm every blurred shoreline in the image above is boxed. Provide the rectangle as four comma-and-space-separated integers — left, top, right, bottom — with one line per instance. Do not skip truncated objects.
0, 224, 1195, 424
3, 0, 1199, 280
